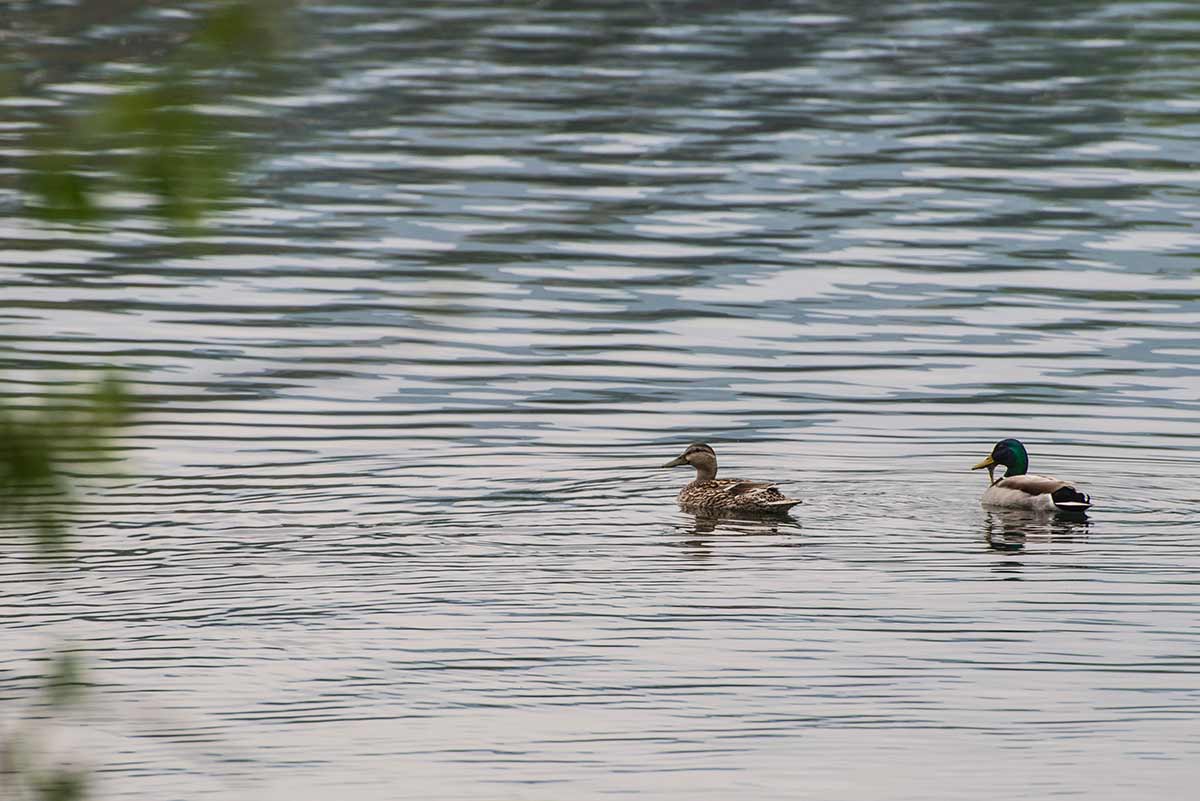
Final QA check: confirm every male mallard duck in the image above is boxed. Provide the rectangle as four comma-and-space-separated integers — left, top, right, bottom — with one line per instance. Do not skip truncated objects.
971, 438, 1092, 512
662, 442, 801, 516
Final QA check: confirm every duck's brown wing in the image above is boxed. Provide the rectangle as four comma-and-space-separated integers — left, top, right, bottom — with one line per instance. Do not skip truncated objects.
723, 480, 800, 508
724, 480, 778, 497
996, 475, 1069, 495
995, 474, 1092, 510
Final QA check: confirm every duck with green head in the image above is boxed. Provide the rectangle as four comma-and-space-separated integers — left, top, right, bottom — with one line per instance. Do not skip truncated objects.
971, 438, 1092, 512
662, 442, 801, 516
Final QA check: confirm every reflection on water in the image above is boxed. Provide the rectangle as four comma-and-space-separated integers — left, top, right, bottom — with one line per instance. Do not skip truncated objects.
3, 1, 1200, 800
675, 513, 803, 562
983, 508, 1092, 552
685, 512, 803, 536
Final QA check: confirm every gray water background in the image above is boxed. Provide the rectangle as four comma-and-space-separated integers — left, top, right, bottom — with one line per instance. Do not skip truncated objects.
2, 1, 1199, 799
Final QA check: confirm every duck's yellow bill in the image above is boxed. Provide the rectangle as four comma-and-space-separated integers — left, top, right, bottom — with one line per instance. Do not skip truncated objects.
971, 455, 995, 470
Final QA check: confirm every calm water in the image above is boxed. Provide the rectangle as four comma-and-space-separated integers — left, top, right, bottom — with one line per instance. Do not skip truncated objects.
3, 1, 1200, 799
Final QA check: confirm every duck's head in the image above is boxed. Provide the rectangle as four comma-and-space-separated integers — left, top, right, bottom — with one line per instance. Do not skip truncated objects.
972, 438, 1029, 484
663, 442, 718, 479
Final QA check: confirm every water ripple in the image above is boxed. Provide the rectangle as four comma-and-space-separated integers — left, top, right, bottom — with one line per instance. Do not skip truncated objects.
3, 1, 1200, 800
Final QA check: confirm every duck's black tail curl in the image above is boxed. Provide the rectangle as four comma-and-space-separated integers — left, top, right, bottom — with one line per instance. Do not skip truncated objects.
1051, 486, 1092, 510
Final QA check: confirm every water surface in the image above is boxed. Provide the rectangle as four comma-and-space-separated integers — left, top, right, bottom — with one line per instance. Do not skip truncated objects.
2, 2, 1199, 799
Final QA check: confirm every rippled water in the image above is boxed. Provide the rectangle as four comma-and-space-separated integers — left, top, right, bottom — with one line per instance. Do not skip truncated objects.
3, 1, 1200, 799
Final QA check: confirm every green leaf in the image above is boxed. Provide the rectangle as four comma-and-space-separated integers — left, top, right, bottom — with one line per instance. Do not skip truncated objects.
45, 650, 88, 709
34, 769, 89, 801
1, 376, 132, 555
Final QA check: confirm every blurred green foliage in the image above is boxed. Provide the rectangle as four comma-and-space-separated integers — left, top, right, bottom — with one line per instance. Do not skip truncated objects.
34, 771, 89, 801
0, 373, 132, 553
1, 651, 92, 801
4, 4, 294, 798
23, 0, 291, 225
43, 651, 88, 711
7, 0, 294, 543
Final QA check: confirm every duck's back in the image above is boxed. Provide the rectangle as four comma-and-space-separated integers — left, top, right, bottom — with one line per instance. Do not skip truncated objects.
679, 478, 801, 514
983, 473, 1091, 510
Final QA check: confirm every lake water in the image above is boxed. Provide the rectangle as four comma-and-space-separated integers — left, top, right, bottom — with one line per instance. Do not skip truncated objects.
2, 1, 1199, 799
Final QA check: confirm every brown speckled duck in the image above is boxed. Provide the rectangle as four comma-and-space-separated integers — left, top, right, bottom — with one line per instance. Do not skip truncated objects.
662, 442, 801, 516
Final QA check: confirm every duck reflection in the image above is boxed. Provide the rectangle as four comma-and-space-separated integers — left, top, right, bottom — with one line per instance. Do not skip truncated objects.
675, 512, 801, 556
983, 508, 1091, 552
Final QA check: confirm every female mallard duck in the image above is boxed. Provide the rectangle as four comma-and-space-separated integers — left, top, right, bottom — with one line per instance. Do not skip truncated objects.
662, 442, 801, 515
971, 438, 1092, 512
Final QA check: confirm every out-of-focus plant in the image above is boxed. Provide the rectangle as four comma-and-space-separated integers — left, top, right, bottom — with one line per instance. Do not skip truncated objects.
1, 651, 91, 801
24, 0, 292, 226
0, 373, 132, 554
4, 3, 295, 797
0, 374, 132, 800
